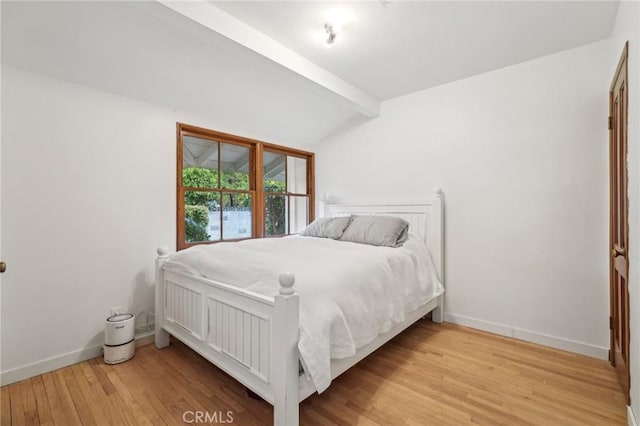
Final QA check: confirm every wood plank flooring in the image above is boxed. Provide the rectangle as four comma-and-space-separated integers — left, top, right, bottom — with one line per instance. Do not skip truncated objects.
1, 322, 627, 425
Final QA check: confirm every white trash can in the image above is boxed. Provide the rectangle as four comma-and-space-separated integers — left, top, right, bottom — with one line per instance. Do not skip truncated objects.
104, 313, 135, 364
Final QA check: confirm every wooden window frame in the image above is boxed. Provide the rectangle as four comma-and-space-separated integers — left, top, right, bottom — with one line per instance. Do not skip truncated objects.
262, 148, 313, 237
177, 123, 315, 250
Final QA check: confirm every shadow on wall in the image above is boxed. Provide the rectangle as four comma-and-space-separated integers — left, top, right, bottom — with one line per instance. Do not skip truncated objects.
86, 330, 105, 349
82, 270, 154, 353
129, 270, 155, 332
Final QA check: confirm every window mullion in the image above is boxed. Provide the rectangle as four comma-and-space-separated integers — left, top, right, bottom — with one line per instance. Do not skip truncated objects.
287, 195, 290, 235
256, 143, 264, 238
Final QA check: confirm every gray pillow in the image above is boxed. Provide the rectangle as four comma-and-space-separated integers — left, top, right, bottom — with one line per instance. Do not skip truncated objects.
339, 215, 409, 247
301, 216, 352, 239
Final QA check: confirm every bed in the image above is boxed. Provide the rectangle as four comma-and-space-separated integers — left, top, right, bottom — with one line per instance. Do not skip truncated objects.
154, 189, 445, 426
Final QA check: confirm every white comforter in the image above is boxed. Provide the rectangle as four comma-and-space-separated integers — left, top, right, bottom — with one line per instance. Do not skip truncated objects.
163, 234, 443, 393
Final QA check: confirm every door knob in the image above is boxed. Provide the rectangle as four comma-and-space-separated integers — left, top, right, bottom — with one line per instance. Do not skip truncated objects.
612, 248, 626, 258
0, 262, 5, 273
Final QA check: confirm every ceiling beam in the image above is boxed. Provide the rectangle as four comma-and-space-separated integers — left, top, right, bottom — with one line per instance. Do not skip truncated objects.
196, 145, 218, 167
156, 0, 380, 117
183, 144, 196, 166
264, 158, 286, 179
233, 156, 250, 172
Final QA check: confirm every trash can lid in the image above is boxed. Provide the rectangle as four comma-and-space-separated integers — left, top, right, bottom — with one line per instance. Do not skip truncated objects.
107, 313, 134, 322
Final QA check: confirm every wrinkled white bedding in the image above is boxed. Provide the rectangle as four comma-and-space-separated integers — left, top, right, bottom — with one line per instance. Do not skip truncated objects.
163, 234, 443, 393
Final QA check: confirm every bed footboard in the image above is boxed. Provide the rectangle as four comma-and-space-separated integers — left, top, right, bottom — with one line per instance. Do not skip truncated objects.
155, 248, 300, 426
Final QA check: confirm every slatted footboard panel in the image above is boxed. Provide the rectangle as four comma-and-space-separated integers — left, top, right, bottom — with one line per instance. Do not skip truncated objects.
165, 280, 204, 340
160, 270, 278, 403
207, 298, 270, 381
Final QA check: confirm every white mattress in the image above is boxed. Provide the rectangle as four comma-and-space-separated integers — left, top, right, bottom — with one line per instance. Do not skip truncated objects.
163, 234, 444, 393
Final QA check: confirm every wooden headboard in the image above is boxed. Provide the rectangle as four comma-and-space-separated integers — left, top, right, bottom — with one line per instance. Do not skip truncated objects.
320, 189, 444, 283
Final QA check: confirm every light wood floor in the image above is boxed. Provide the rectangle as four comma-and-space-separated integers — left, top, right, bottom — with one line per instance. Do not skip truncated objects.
2, 322, 627, 425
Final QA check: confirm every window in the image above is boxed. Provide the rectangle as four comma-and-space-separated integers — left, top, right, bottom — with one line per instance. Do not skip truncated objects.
263, 151, 309, 236
177, 123, 314, 250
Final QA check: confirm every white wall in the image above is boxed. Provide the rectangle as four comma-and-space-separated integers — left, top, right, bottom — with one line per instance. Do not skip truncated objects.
316, 40, 613, 358
0, 65, 311, 383
609, 1, 640, 422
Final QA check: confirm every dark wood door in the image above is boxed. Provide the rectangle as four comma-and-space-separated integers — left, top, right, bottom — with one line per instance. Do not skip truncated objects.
609, 42, 630, 404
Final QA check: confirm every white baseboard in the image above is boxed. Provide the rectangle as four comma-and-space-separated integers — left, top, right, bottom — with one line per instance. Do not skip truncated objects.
0, 316, 611, 385
629, 405, 639, 426
445, 313, 609, 360
134, 330, 155, 347
0, 328, 155, 386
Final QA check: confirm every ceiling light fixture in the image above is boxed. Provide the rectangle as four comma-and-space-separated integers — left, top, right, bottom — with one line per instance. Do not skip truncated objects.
324, 23, 340, 46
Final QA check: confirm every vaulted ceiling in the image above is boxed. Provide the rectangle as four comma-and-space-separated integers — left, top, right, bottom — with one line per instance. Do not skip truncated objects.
214, 1, 619, 100
1, 1, 619, 145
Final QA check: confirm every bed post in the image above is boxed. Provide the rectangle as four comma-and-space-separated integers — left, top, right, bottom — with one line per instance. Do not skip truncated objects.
272, 272, 299, 426
155, 247, 171, 348
431, 189, 445, 324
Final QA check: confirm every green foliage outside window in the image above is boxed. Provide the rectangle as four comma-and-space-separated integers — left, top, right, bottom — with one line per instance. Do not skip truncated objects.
183, 168, 219, 208
264, 179, 286, 235
264, 180, 285, 192
184, 167, 253, 242
185, 205, 210, 242
183, 166, 294, 241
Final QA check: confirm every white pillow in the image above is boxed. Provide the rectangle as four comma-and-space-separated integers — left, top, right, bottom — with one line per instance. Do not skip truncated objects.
300, 217, 352, 239
339, 215, 409, 247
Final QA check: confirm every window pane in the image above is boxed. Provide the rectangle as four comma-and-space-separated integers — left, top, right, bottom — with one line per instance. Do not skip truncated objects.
287, 156, 307, 194
222, 193, 253, 240
263, 151, 286, 193
265, 194, 287, 236
183, 136, 219, 189
290, 196, 309, 234
220, 143, 250, 190
184, 191, 220, 242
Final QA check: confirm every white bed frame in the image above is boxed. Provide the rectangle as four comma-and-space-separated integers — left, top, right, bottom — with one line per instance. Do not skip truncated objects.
155, 189, 445, 426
